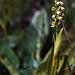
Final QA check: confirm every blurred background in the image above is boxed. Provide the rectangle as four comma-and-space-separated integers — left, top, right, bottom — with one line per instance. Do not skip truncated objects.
0, 0, 75, 75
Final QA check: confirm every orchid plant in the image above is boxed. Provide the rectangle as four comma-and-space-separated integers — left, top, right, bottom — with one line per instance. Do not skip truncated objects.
34, 0, 75, 75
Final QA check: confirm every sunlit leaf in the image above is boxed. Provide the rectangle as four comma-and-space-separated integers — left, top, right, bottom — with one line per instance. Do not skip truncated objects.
54, 28, 63, 55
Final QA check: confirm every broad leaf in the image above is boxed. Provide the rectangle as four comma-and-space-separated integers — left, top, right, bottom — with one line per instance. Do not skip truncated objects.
0, 54, 19, 75
0, 39, 20, 69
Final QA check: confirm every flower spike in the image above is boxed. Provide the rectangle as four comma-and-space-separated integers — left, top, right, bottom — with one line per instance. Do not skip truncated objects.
51, 0, 65, 31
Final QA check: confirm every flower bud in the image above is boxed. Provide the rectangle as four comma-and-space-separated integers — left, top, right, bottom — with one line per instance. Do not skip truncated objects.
51, 21, 55, 25
52, 7, 56, 11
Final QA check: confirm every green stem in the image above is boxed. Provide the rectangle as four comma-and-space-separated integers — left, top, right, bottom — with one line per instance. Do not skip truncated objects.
0, 19, 8, 44
3, 28, 8, 44
51, 66, 55, 75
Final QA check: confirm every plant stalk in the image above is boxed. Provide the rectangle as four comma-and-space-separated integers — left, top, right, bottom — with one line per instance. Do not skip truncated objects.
62, 22, 75, 60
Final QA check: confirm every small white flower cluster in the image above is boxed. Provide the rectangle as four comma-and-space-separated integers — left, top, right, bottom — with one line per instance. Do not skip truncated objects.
51, 0, 65, 28
56, 1, 64, 5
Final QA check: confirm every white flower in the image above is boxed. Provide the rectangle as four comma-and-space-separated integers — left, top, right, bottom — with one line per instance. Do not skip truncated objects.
52, 15, 56, 19
57, 11, 61, 15
58, 16, 62, 21
56, 1, 60, 5
60, 2, 64, 5
61, 7, 65, 10
56, 1, 64, 5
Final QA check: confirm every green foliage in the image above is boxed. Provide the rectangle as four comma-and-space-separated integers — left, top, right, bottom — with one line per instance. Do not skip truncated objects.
0, 39, 19, 69
0, 55, 19, 75
34, 29, 71, 75
0, 0, 75, 75
54, 28, 63, 55
47, 47, 54, 75
58, 55, 71, 75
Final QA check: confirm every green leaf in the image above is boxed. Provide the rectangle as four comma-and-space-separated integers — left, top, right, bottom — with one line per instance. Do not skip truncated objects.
38, 60, 48, 75
58, 55, 65, 73
54, 28, 63, 55
31, 8, 49, 62
36, 47, 54, 75
0, 39, 20, 69
31, 8, 49, 36
58, 55, 71, 75
48, 28, 63, 75
65, 43, 75, 66
43, 9, 49, 36
0, 54, 19, 75
34, 69, 46, 75
34, 60, 47, 75
59, 40, 75, 66
47, 47, 54, 75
